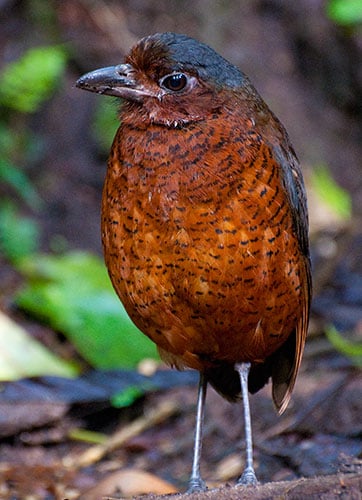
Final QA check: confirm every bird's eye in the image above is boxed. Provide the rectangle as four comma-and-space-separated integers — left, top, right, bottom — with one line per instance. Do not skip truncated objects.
160, 73, 188, 92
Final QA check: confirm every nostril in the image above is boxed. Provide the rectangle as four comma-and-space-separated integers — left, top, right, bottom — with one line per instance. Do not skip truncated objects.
115, 63, 133, 76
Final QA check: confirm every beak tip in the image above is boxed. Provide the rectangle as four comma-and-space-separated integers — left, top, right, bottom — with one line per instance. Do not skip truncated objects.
75, 66, 121, 94
75, 77, 93, 91
75, 78, 83, 89
75, 73, 91, 91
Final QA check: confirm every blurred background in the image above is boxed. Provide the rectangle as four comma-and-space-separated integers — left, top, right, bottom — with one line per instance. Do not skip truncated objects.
0, 1, 361, 498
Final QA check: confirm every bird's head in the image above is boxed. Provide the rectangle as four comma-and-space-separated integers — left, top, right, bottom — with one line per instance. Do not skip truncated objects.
76, 32, 249, 127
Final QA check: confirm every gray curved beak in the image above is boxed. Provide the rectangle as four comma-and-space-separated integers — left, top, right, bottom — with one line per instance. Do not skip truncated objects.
76, 63, 147, 102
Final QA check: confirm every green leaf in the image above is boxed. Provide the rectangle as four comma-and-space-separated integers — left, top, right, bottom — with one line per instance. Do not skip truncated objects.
0, 122, 16, 158
0, 159, 42, 209
92, 100, 119, 153
310, 164, 352, 220
0, 45, 67, 113
0, 202, 40, 263
327, 0, 362, 26
16, 251, 158, 369
0, 310, 76, 381
112, 384, 148, 408
68, 428, 107, 444
326, 325, 362, 367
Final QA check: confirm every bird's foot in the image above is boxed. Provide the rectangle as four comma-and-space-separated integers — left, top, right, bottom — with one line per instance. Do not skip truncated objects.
186, 477, 208, 493
237, 466, 258, 486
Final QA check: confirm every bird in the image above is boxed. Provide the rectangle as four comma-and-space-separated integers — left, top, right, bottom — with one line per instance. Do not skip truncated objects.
76, 32, 311, 492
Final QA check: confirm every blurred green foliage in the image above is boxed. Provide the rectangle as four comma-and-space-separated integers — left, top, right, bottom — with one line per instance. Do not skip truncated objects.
327, 0, 362, 26
93, 100, 119, 153
0, 156, 41, 210
0, 45, 68, 264
0, 45, 67, 113
310, 164, 352, 220
326, 326, 362, 367
16, 251, 158, 369
27, 0, 59, 37
112, 385, 150, 408
68, 428, 107, 445
0, 202, 40, 264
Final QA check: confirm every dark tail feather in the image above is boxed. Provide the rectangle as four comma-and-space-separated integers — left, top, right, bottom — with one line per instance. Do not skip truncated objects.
205, 363, 241, 401
204, 356, 277, 403
205, 331, 297, 413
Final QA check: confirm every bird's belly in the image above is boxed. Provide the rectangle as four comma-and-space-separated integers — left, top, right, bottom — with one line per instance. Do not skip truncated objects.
102, 197, 303, 370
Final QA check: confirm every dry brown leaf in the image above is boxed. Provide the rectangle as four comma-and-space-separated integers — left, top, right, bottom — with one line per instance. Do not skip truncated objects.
215, 453, 243, 481
80, 468, 178, 499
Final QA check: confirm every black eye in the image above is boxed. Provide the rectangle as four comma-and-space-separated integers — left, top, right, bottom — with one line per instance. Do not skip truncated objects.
161, 73, 188, 92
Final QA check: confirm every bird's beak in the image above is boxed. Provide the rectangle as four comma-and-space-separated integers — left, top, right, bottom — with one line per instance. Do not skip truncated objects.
76, 63, 149, 102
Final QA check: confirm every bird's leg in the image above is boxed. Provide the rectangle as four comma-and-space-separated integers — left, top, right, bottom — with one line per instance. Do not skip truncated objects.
235, 362, 258, 485
187, 372, 208, 493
